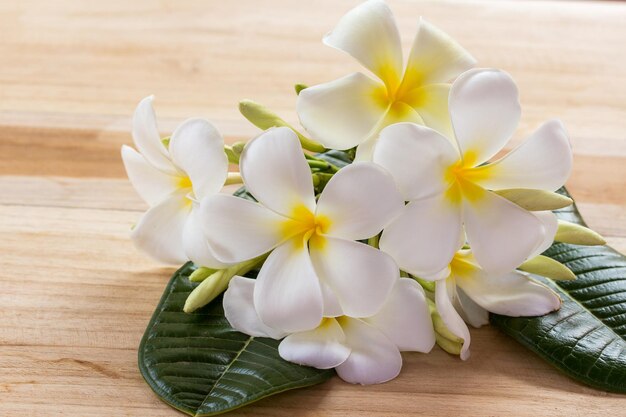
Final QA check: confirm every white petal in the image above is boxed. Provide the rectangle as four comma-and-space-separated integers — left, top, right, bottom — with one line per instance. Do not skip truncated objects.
278, 318, 351, 369
403, 18, 476, 87
435, 279, 471, 360
455, 287, 489, 328
449, 69, 521, 165
131, 96, 176, 174
352, 135, 380, 163
223, 276, 287, 339
373, 122, 458, 201
474, 120, 573, 192
315, 162, 403, 241
335, 317, 402, 385
380, 195, 462, 279
200, 194, 287, 264
182, 206, 230, 269
456, 269, 561, 317
403, 83, 455, 140
240, 127, 316, 217
131, 190, 190, 264
121, 145, 178, 206
320, 280, 343, 317
297, 73, 387, 150
365, 278, 435, 352
353, 103, 425, 162
169, 118, 228, 200
324, 0, 403, 88
309, 237, 397, 319
254, 238, 324, 333
528, 211, 558, 259
463, 185, 545, 274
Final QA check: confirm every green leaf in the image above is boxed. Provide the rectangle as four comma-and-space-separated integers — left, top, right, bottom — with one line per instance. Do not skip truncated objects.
138, 263, 334, 416
315, 149, 352, 167
491, 188, 626, 392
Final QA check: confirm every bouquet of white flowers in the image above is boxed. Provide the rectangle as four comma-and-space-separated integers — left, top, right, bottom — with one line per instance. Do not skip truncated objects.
122, 1, 620, 415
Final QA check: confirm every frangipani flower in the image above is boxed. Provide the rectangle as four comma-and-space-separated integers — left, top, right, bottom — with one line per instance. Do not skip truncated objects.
200, 127, 404, 333
297, 0, 475, 161
373, 68, 573, 277
121, 96, 229, 267
435, 248, 561, 360
224, 275, 435, 384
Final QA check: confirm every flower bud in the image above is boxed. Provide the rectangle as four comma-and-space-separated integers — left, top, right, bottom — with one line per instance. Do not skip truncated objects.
518, 255, 576, 281
184, 255, 267, 313
184, 270, 229, 313
555, 220, 606, 246
189, 266, 218, 283
494, 188, 572, 211
238, 99, 325, 152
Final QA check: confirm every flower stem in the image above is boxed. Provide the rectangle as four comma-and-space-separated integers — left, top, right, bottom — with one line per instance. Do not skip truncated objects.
307, 160, 333, 171
225, 172, 243, 185
224, 145, 239, 164
312, 172, 334, 194
294, 83, 308, 95
305, 154, 339, 173
367, 234, 380, 249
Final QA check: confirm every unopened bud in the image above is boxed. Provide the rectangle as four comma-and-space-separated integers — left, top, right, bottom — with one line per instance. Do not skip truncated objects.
189, 266, 218, 283
555, 220, 606, 246
184, 270, 229, 313
518, 255, 576, 281
494, 189, 572, 211
238, 99, 325, 153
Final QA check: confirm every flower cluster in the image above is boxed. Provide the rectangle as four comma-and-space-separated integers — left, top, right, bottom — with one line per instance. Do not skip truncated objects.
122, 0, 601, 384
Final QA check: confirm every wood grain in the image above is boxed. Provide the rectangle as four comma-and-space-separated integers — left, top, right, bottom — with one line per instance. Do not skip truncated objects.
0, 0, 625, 416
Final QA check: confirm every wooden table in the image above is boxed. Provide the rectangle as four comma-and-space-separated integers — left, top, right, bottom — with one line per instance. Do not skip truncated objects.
1, 0, 625, 415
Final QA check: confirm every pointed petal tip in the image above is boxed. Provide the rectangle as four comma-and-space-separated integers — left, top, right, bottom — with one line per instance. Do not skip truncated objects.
120, 144, 133, 157
137, 94, 155, 105
459, 348, 470, 361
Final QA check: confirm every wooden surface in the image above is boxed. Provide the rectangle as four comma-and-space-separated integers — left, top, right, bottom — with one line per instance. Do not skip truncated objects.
1, 0, 625, 415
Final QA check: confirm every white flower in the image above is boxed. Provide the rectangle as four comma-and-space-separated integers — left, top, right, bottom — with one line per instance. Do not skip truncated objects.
297, 0, 475, 161
435, 249, 561, 360
373, 68, 573, 277
200, 127, 404, 333
224, 275, 435, 384
121, 96, 229, 267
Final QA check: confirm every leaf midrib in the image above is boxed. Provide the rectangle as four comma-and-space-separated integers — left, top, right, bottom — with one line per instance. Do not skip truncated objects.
195, 335, 254, 416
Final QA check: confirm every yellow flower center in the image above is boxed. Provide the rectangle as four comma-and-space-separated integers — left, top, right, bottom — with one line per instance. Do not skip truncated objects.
372, 81, 420, 114
449, 253, 476, 277
444, 152, 493, 204
371, 64, 429, 121
176, 176, 194, 207
281, 204, 331, 250
177, 176, 193, 190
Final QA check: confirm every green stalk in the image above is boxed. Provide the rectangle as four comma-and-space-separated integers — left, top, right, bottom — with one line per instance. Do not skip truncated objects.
224, 172, 243, 185
224, 145, 240, 164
